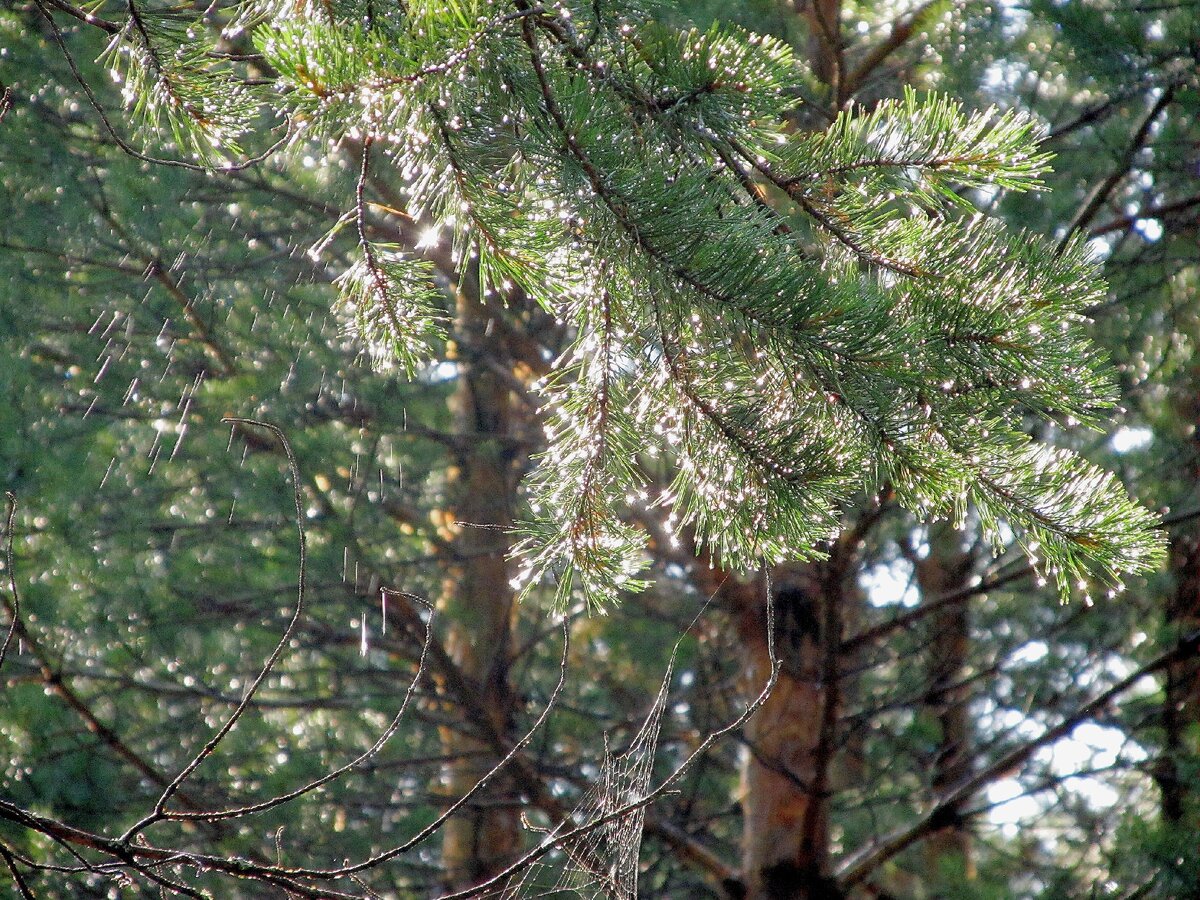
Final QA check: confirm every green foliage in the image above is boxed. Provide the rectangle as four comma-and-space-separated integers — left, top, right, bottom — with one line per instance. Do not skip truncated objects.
1110, 815, 1200, 899
2, 0, 1195, 895
784, 87, 1052, 206
100, 5, 263, 162
237, 0, 1167, 608
336, 246, 446, 374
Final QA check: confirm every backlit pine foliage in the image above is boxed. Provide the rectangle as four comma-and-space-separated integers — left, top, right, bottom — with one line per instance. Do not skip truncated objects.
106, 0, 1164, 609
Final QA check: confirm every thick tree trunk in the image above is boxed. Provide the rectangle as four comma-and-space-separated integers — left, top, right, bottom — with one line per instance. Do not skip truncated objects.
736, 560, 848, 900
438, 287, 522, 890
1156, 370, 1200, 826
1157, 533, 1200, 825
914, 523, 977, 880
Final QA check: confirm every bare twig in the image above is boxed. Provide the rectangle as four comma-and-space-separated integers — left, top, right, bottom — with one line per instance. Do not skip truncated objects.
0, 494, 18, 672
165, 591, 435, 821
122, 418, 309, 843
837, 628, 1200, 887
841, 560, 1032, 653
841, 1, 939, 99
1090, 192, 1200, 237
1059, 86, 1177, 250
0, 841, 38, 900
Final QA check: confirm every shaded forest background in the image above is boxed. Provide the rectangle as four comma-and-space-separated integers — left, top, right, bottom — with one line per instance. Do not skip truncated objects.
1, 0, 1198, 897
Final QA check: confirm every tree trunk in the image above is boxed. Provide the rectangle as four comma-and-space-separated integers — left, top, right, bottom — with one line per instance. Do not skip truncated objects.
438, 286, 522, 890
732, 7, 858, 891
1156, 369, 1200, 827
914, 523, 977, 880
1157, 532, 1200, 825
737, 560, 848, 900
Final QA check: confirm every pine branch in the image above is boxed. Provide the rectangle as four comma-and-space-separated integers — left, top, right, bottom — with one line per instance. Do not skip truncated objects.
837, 627, 1200, 888
841, 1, 939, 99
1061, 85, 1177, 247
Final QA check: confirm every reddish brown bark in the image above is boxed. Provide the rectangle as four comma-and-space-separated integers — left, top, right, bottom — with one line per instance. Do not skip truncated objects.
732, 556, 853, 900
1154, 362, 1200, 827
794, 0, 843, 93
438, 286, 523, 890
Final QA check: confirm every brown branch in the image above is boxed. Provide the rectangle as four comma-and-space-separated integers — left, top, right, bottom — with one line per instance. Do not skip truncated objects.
648, 816, 741, 891
144, 258, 238, 376
76, 186, 239, 378
1046, 92, 1133, 143
1060, 86, 1177, 250
799, 0, 844, 101
841, 561, 1032, 653
0, 798, 362, 899
0, 843, 37, 900
0, 497, 212, 816
0, 240, 150, 276
801, 539, 857, 877
841, 1, 939, 100
0, 495, 18, 672
837, 628, 1200, 887
1090, 192, 1200, 237
42, 0, 121, 33
0, 83, 13, 126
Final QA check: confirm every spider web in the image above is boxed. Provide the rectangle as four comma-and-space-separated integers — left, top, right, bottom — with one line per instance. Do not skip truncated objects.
509, 653, 675, 899
455, 585, 776, 900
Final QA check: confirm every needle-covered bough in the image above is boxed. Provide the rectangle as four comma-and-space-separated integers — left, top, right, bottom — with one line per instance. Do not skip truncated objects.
67, 0, 1166, 608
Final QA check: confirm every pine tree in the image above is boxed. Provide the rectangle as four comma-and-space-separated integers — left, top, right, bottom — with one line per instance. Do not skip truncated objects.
0, 0, 1179, 896
21, 0, 1167, 610
255, 0, 1164, 603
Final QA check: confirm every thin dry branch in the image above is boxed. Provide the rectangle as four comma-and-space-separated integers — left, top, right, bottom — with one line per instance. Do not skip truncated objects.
837, 627, 1200, 887
121, 418, 310, 843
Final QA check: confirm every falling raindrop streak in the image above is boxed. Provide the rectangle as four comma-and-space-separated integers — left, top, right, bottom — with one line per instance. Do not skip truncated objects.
99, 457, 118, 490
